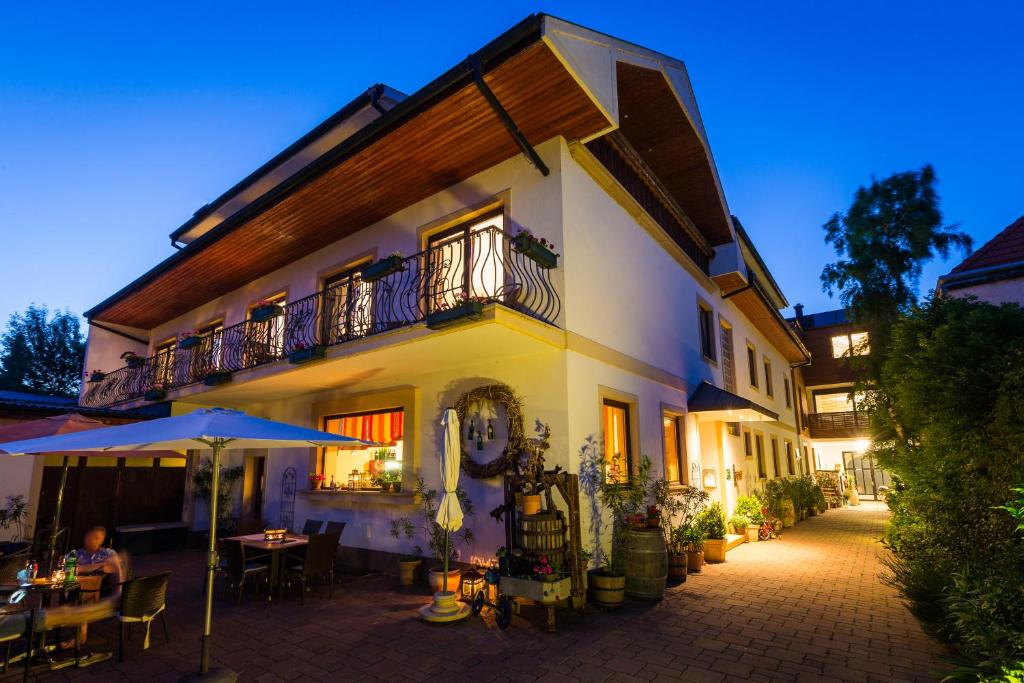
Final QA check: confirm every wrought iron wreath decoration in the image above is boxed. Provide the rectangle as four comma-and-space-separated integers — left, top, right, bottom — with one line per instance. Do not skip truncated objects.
454, 383, 528, 479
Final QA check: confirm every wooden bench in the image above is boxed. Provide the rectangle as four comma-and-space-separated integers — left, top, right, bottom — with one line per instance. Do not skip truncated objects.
114, 522, 189, 555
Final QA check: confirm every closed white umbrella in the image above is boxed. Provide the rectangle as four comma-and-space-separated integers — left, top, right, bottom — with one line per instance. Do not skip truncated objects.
420, 408, 469, 623
0, 407, 370, 682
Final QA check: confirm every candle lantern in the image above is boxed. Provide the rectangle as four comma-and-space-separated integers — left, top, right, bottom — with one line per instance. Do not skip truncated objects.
460, 567, 485, 602
348, 469, 359, 490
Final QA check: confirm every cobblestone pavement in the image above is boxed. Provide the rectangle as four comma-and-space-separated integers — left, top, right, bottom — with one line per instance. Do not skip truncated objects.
38, 502, 948, 682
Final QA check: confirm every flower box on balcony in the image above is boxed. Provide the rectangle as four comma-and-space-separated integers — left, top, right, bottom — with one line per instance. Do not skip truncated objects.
426, 301, 484, 329
144, 388, 167, 402
88, 371, 106, 383
124, 355, 145, 369
178, 335, 201, 351
360, 255, 404, 283
251, 303, 285, 323
203, 370, 232, 386
288, 345, 326, 364
512, 233, 558, 269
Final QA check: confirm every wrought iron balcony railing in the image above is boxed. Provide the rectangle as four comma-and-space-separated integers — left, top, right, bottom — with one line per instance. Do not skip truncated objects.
806, 411, 870, 439
82, 226, 560, 408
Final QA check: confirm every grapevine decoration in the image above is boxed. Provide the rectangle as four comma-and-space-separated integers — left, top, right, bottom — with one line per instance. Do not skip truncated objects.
454, 383, 528, 479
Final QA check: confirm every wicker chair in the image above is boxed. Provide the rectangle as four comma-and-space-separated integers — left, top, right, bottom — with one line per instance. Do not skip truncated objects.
323, 522, 346, 579
283, 531, 340, 604
223, 539, 269, 604
117, 571, 171, 662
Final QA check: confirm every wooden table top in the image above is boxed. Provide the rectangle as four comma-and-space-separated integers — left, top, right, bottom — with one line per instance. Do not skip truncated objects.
224, 533, 308, 551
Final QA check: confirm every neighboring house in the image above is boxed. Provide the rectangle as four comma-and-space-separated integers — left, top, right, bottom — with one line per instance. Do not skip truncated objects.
0, 390, 172, 542
790, 307, 890, 500
938, 215, 1024, 305
78, 15, 810, 569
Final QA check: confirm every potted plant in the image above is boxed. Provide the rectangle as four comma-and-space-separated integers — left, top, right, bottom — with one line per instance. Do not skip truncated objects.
0, 495, 30, 542
390, 476, 473, 592
308, 472, 325, 490
654, 482, 708, 583
735, 495, 764, 542
87, 370, 105, 383
383, 470, 402, 493
374, 474, 392, 493
533, 555, 559, 582
121, 350, 145, 369
361, 252, 405, 282
728, 513, 751, 537
425, 292, 484, 329
288, 341, 326, 364
681, 524, 707, 572
251, 299, 285, 323
144, 384, 167, 402
191, 458, 245, 532
397, 552, 421, 586
511, 230, 559, 269
203, 369, 232, 386
697, 502, 728, 562
177, 330, 201, 350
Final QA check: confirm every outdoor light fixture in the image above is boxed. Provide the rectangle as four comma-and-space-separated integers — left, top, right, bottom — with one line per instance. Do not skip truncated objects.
460, 567, 485, 602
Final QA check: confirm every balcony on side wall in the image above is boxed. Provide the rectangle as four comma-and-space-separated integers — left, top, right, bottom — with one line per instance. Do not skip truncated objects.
81, 226, 560, 408
806, 411, 870, 439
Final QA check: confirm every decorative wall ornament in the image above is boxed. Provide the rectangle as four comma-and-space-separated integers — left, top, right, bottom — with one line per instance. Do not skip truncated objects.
454, 383, 528, 479
279, 467, 297, 531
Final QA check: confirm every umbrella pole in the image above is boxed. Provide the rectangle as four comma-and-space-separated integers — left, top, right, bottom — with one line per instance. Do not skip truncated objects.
199, 441, 222, 675
47, 455, 70, 574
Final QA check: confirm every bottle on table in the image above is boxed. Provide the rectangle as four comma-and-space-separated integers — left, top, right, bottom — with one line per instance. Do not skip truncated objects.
65, 551, 77, 582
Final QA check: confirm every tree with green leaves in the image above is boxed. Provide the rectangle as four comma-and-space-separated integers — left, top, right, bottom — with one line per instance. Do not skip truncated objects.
820, 164, 972, 380
0, 304, 85, 397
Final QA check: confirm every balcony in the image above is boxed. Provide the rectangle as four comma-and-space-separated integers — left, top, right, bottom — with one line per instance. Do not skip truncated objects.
82, 226, 560, 408
806, 411, 870, 440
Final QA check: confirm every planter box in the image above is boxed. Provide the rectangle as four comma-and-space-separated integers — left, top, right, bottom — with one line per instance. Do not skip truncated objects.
704, 538, 727, 563
512, 233, 558, 269
125, 356, 145, 369
288, 345, 326, 364
251, 303, 284, 323
202, 371, 232, 386
499, 575, 572, 604
177, 336, 201, 351
426, 301, 483, 329
361, 255, 404, 283
88, 372, 106, 383
144, 388, 167, 402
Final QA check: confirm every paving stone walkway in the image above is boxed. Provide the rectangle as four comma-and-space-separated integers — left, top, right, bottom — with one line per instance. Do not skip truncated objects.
41, 502, 948, 682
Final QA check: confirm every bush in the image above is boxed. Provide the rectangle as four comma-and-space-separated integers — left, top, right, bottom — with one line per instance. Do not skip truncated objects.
735, 495, 764, 524
695, 502, 727, 540
728, 513, 751, 533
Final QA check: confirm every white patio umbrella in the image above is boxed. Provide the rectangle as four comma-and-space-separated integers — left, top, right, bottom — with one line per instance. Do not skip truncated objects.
420, 408, 469, 623
0, 407, 370, 682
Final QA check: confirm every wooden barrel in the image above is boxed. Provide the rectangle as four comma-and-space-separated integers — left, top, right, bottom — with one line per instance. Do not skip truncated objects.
590, 571, 626, 608
516, 512, 567, 567
668, 552, 688, 582
624, 528, 667, 600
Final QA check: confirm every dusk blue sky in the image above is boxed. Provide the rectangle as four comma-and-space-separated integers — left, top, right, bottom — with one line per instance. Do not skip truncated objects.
2, 2, 1022, 330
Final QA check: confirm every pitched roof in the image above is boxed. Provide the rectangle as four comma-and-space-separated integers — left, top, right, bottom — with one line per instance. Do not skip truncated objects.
951, 215, 1024, 273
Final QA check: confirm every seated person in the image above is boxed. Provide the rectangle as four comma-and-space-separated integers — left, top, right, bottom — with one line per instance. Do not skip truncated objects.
63, 526, 123, 652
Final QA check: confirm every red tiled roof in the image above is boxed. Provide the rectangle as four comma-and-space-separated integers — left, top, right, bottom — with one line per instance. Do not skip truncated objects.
952, 215, 1024, 273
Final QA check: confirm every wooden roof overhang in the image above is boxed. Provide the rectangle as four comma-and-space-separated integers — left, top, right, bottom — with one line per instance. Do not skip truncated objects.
723, 274, 811, 366
86, 21, 609, 328
615, 62, 734, 247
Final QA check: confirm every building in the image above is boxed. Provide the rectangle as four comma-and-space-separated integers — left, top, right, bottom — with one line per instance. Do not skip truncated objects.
78, 15, 811, 569
937, 215, 1024, 305
790, 307, 890, 500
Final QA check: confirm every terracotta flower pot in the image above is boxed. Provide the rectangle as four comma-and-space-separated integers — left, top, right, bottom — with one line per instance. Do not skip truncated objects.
428, 567, 461, 594
685, 548, 704, 572
745, 524, 760, 542
398, 558, 421, 586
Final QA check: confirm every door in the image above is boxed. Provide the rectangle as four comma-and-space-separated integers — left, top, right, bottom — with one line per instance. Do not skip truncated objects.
250, 456, 267, 520
843, 451, 891, 500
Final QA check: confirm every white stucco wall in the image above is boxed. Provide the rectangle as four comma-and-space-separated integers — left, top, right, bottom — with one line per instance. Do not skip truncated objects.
948, 277, 1024, 307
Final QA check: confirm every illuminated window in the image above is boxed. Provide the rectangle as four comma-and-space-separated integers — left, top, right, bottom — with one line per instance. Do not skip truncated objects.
747, 345, 758, 388
603, 399, 632, 484
426, 211, 505, 313
153, 339, 175, 387
763, 357, 774, 397
771, 437, 781, 478
323, 266, 371, 342
755, 433, 766, 478
322, 408, 404, 491
831, 331, 870, 358
663, 413, 685, 484
814, 390, 868, 414
197, 321, 224, 370
698, 305, 716, 361
248, 293, 287, 362
786, 441, 795, 475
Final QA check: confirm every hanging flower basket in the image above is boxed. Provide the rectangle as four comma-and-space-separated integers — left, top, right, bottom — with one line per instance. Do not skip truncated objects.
178, 335, 201, 351
122, 354, 145, 369
144, 388, 167, 402
360, 254, 405, 283
202, 370, 232, 386
512, 233, 558, 269
288, 345, 326, 364
251, 302, 285, 323
88, 371, 106, 383
426, 300, 484, 329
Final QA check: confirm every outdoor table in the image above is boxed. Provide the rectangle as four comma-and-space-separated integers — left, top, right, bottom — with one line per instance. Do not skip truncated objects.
224, 533, 308, 599
13, 579, 82, 670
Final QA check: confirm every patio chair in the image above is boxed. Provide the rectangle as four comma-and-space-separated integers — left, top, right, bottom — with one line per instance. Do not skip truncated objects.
223, 539, 269, 605
0, 611, 27, 675
301, 519, 323, 535
0, 552, 28, 601
283, 531, 340, 604
117, 571, 171, 662
235, 517, 266, 536
323, 522, 346, 580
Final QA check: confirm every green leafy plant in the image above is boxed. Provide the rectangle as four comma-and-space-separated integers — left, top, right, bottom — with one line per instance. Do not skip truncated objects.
191, 458, 245, 529
389, 476, 473, 565
995, 487, 1024, 534
0, 494, 29, 541
728, 513, 751, 533
735, 495, 764, 525
694, 502, 727, 540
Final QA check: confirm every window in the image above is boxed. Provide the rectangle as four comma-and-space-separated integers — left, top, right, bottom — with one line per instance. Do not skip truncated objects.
248, 293, 287, 362
153, 339, 175, 387
831, 331, 870, 358
755, 433, 766, 478
763, 357, 773, 397
747, 344, 758, 388
603, 399, 633, 484
426, 211, 505, 313
814, 390, 869, 414
803, 445, 810, 475
783, 377, 791, 409
770, 437, 781, 478
323, 266, 371, 343
662, 413, 685, 484
719, 321, 736, 393
743, 430, 752, 457
698, 305, 716, 361
322, 408, 404, 490
786, 441, 795, 475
